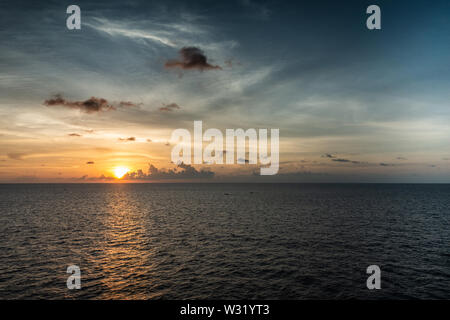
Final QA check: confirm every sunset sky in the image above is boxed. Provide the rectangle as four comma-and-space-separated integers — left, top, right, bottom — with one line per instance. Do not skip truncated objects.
1, 0, 449, 182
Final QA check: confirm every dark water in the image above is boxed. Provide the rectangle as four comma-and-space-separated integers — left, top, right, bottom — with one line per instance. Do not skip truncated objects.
0, 183, 449, 299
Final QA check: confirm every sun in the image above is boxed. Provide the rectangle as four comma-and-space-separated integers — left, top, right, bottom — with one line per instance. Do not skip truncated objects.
113, 166, 129, 179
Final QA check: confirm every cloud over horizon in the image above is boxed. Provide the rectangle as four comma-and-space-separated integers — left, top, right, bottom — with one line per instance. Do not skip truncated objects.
124, 163, 215, 180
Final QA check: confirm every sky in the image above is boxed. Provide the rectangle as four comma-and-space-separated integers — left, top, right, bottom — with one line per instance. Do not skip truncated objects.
0, 0, 449, 182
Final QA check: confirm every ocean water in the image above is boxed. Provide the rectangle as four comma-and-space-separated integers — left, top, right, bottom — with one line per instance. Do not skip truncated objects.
0, 183, 449, 300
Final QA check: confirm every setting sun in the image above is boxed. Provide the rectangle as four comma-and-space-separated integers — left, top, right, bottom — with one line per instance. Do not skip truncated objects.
113, 167, 129, 179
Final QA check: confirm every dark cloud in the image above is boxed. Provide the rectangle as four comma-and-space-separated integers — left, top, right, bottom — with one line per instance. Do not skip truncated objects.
379, 162, 395, 167
118, 137, 136, 142
119, 101, 141, 108
159, 103, 181, 112
321, 153, 335, 158
332, 158, 352, 163
44, 95, 115, 113
164, 47, 222, 71
396, 157, 407, 160
329, 157, 362, 164
79, 174, 114, 181
7, 153, 26, 160
123, 163, 214, 180
86, 161, 95, 165
44, 95, 140, 114
68, 133, 82, 137
147, 138, 152, 142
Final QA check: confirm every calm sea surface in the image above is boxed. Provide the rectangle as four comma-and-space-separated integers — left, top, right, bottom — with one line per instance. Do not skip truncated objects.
0, 183, 449, 299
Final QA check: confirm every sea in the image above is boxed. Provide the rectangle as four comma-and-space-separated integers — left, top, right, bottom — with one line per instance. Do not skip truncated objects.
0, 183, 449, 299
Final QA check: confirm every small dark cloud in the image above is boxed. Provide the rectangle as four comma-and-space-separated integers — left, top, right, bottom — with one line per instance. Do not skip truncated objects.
44, 95, 141, 114
68, 133, 82, 137
165, 142, 171, 146
86, 161, 95, 165
331, 158, 362, 164
118, 137, 136, 142
7, 153, 26, 160
443, 158, 450, 161
396, 157, 407, 160
159, 103, 181, 112
44, 95, 115, 113
379, 162, 395, 167
84, 129, 95, 134
164, 47, 222, 71
332, 158, 351, 163
119, 101, 141, 108
147, 139, 152, 143
322, 153, 335, 158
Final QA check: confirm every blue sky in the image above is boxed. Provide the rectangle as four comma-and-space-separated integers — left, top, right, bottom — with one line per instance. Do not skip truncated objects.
0, 0, 449, 182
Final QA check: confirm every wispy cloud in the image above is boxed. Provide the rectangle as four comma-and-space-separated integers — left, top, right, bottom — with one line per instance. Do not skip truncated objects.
85, 18, 177, 47
159, 103, 181, 112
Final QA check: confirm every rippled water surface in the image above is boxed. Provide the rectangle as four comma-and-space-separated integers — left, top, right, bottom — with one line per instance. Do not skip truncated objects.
0, 183, 449, 299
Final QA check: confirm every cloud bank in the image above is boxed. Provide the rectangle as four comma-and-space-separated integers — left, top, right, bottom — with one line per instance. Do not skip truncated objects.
124, 163, 215, 180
